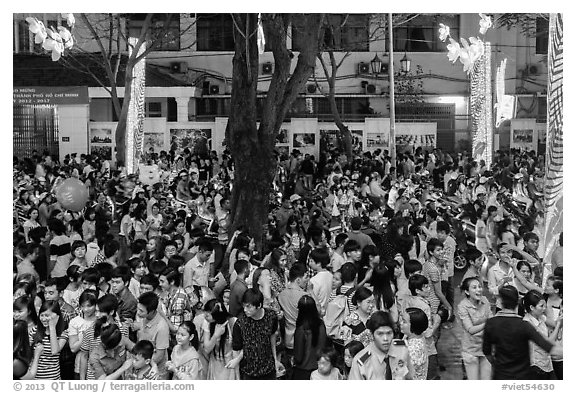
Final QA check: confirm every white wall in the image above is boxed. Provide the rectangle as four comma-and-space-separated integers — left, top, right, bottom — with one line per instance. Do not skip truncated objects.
58, 105, 89, 158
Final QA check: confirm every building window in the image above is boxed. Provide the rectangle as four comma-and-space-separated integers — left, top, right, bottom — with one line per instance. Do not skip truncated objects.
196, 14, 234, 51
146, 101, 163, 117
196, 98, 231, 117
392, 14, 459, 52
535, 17, 548, 55
15, 20, 31, 53
127, 14, 180, 51
292, 14, 370, 52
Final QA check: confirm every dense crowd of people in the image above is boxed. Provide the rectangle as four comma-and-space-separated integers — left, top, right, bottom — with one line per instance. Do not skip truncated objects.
13, 142, 563, 381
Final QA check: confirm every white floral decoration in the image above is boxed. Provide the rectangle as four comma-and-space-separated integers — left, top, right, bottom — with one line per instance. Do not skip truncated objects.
26, 14, 74, 61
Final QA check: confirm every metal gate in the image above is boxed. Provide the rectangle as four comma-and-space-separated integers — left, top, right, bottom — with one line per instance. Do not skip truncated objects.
13, 104, 59, 159
396, 103, 456, 152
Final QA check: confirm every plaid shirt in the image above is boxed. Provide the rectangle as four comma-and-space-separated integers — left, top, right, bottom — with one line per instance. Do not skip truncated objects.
164, 288, 190, 330
88, 250, 106, 268
59, 298, 77, 323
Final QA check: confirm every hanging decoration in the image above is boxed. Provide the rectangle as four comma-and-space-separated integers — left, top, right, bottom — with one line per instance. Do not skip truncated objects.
439, 13, 494, 165
542, 13, 563, 285
257, 13, 266, 55
495, 59, 516, 127
126, 37, 146, 174
26, 13, 75, 61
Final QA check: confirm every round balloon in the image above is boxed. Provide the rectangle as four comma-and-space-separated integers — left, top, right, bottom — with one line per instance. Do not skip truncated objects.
56, 178, 89, 212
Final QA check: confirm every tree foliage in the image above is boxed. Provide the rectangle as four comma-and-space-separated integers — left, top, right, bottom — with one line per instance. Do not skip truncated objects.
496, 13, 549, 37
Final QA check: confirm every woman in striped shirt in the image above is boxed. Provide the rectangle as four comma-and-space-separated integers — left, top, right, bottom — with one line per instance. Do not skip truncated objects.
13, 296, 38, 345
33, 300, 69, 380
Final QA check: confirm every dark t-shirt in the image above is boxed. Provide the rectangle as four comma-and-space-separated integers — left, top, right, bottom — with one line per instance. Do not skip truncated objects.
300, 159, 314, 175
232, 308, 278, 377
482, 313, 553, 380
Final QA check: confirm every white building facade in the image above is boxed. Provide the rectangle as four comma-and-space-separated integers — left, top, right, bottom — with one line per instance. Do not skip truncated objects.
13, 13, 549, 162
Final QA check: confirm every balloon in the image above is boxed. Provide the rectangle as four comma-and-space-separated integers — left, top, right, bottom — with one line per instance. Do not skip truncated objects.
55, 178, 89, 212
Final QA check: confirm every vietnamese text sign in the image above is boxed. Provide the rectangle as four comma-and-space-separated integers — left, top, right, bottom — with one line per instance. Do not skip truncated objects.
13, 86, 89, 105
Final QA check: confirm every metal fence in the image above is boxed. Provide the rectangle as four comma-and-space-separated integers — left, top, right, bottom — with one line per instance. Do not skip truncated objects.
13, 104, 59, 159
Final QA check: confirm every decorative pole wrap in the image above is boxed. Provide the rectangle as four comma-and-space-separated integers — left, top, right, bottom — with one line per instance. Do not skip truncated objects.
126, 37, 146, 174
542, 13, 563, 285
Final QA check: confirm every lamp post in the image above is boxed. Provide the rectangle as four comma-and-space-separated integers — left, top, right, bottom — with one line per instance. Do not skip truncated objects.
388, 13, 396, 171
370, 54, 383, 75
400, 52, 411, 74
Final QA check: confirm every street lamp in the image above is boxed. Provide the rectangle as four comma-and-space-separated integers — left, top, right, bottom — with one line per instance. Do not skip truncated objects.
400, 52, 411, 74
370, 54, 383, 75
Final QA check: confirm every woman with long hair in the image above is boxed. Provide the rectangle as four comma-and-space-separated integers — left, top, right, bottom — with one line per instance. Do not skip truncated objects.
82, 207, 97, 243
167, 321, 202, 380
522, 290, 562, 380
285, 216, 304, 261
68, 289, 98, 379
474, 207, 489, 254
22, 208, 40, 243
32, 300, 69, 379
292, 295, 327, 380
370, 262, 399, 324
14, 319, 42, 379
457, 277, 492, 380
357, 244, 379, 285
497, 218, 516, 246
252, 267, 283, 318
13, 296, 39, 345
202, 299, 239, 380
264, 248, 288, 294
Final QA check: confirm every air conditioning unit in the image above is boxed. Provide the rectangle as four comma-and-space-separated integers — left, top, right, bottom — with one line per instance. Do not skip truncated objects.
262, 62, 274, 75
365, 84, 376, 94
306, 84, 317, 94
209, 84, 220, 95
170, 62, 188, 74
357, 62, 370, 74
527, 63, 542, 76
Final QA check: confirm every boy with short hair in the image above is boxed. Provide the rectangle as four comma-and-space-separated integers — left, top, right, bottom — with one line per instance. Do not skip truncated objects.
308, 248, 333, 316
123, 340, 158, 380
110, 266, 137, 322
229, 259, 249, 317
343, 240, 362, 264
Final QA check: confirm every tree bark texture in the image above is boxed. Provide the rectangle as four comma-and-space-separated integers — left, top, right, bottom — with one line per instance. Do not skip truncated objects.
227, 14, 324, 243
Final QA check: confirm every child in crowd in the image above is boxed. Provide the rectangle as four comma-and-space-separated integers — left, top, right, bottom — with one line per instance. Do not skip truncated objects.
400, 308, 429, 380
124, 340, 158, 380
310, 349, 343, 380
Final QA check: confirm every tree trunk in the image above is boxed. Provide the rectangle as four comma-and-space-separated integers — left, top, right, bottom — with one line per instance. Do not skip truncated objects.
227, 14, 273, 245
227, 14, 324, 245
328, 91, 353, 162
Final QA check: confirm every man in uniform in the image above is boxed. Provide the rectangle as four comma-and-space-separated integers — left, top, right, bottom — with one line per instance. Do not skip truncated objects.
349, 311, 414, 380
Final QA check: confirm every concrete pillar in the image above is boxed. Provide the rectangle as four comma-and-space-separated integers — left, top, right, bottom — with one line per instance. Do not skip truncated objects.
175, 97, 190, 122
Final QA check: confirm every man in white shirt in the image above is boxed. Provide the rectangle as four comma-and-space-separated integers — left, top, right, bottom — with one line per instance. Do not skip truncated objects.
183, 239, 213, 288
308, 248, 333, 316
487, 243, 516, 297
